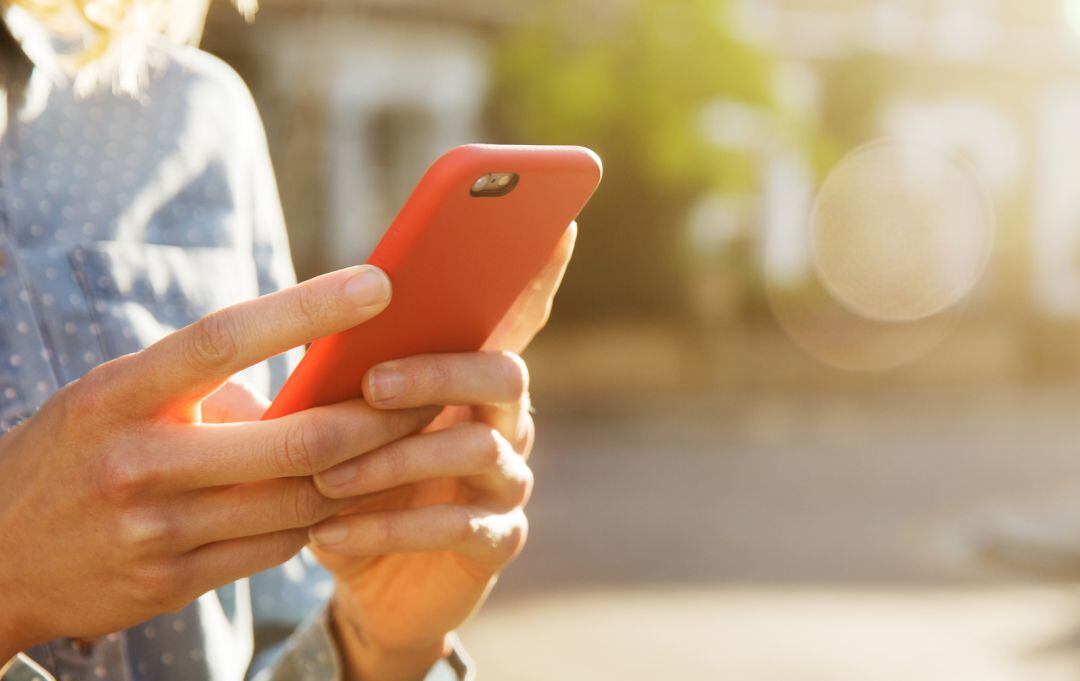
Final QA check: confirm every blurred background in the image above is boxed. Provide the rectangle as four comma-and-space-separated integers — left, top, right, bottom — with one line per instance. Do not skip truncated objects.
202, 1, 1080, 678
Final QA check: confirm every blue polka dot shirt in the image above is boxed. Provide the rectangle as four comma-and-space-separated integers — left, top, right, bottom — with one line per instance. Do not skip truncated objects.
0, 30, 468, 681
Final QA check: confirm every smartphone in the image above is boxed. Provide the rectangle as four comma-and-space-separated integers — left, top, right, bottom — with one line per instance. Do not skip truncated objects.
262, 144, 602, 420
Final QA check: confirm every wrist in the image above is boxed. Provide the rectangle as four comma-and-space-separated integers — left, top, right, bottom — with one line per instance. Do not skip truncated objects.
0, 614, 34, 667
0, 577, 44, 663
0, 446, 44, 661
0, 595, 36, 664
0, 624, 37, 665
330, 592, 448, 681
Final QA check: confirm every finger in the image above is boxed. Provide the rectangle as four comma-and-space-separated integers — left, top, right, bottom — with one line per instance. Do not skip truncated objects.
475, 403, 534, 458
201, 381, 270, 423
120, 265, 392, 417
183, 528, 309, 594
176, 477, 352, 550
309, 505, 529, 568
314, 422, 533, 510
157, 400, 440, 490
363, 351, 531, 448
486, 221, 577, 354
510, 221, 576, 325
364, 351, 529, 408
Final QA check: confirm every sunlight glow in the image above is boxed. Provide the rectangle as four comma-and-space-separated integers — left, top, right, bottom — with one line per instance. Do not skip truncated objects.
1067, 0, 1080, 39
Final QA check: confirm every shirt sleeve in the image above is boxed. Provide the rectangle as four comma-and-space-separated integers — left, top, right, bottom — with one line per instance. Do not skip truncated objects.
250, 606, 474, 681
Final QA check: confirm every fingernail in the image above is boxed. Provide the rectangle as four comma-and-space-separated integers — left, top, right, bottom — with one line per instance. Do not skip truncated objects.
316, 460, 358, 492
344, 266, 391, 308
367, 366, 406, 403
310, 522, 349, 547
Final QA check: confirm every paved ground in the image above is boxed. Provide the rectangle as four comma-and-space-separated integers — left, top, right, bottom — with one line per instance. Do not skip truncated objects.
464, 587, 1080, 680
460, 386, 1080, 679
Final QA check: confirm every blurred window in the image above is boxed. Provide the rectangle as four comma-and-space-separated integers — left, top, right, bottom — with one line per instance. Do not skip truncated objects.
368, 106, 438, 228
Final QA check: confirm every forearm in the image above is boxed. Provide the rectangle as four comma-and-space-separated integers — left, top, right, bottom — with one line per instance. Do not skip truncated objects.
330, 592, 447, 681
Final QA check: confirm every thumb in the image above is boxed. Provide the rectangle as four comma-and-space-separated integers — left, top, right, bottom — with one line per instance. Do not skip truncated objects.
486, 221, 577, 353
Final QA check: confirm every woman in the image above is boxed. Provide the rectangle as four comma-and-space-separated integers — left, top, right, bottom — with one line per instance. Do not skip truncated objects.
0, 2, 573, 679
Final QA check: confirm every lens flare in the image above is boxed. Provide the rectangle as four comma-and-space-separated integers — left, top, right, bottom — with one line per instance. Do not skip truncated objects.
766, 140, 995, 372
811, 141, 993, 323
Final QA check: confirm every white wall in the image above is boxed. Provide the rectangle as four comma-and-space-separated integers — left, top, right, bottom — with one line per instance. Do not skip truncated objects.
251, 17, 490, 269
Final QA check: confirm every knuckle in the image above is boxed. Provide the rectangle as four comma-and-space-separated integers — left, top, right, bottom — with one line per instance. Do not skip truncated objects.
78, 360, 112, 388
496, 352, 529, 399
482, 431, 533, 508
61, 367, 114, 426
511, 462, 535, 508
96, 449, 155, 501
131, 560, 187, 611
422, 359, 453, 394
61, 354, 143, 425
284, 479, 332, 527
465, 510, 528, 564
469, 425, 503, 468
504, 511, 529, 560
115, 507, 176, 551
274, 417, 333, 476
520, 412, 536, 452
376, 440, 410, 487
450, 507, 476, 545
186, 313, 238, 371
293, 281, 332, 329
377, 514, 403, 548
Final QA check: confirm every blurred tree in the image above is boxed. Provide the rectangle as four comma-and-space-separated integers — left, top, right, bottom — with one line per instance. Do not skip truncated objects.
489, 0, 774, 320
818, 53, 892, 156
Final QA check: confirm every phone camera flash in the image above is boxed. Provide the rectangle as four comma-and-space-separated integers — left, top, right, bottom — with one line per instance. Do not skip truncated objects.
470, 172, 519, 197
472, 175, 491, 192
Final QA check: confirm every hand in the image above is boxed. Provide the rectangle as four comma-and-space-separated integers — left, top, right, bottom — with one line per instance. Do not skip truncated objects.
0, 265, 438, 660
305, 223, 577, 681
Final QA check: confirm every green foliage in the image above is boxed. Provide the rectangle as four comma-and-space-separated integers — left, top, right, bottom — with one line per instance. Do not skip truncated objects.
490, 0, 775, 319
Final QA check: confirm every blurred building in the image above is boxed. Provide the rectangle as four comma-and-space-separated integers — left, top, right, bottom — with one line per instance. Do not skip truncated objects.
734, 0, 1080, 317
202, 0, 1080, 323
202, 0, 523, 279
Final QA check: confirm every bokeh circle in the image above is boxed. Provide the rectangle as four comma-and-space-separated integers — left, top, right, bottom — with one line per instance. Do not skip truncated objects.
810, 141, 993, 323
766, 139, 995, 372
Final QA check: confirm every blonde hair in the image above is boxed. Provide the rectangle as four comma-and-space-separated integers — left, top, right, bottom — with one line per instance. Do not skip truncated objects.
4, 0, 256, 94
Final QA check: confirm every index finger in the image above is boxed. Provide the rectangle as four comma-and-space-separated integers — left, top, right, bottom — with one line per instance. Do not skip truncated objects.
151, 399, 440, 490
121, 265, 391, 417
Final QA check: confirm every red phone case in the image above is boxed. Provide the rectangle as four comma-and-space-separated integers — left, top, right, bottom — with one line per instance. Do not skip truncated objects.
262, 144, 602, 420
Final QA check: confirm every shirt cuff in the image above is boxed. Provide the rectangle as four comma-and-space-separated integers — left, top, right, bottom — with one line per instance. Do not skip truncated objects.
252, 605, 474, 681
428, 634, 475, 681
1, 653, 56, 681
